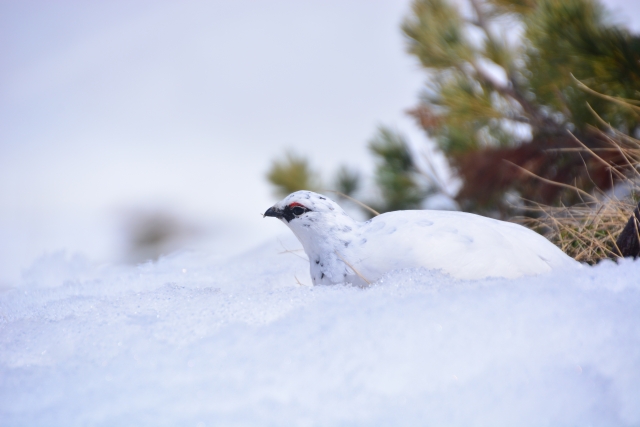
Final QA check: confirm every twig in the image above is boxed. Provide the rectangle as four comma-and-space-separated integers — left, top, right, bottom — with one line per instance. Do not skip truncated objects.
334, 250, 371, 286
585, 122, 640, 181
543, 148, 621, 152
572, 74, 640, 113
566, 130, 627, 182
503, 159, 597, 201
608, 230, 623, 258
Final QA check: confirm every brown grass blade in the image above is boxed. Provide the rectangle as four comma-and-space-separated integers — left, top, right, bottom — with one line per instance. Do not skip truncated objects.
323, 190, 380, 216
334, 250, 371, 286
503, 160, 597, 202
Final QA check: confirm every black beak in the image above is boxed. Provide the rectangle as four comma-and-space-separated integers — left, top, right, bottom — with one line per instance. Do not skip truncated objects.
263, 206, 283, 219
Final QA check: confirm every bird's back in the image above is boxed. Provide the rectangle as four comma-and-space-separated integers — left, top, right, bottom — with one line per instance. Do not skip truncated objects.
348, 210, 578, 281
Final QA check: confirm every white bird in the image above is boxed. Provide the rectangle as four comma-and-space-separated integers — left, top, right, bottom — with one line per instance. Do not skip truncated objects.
264, 191, 580, 286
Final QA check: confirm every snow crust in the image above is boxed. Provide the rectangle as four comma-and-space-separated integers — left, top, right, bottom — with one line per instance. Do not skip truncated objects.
1, 234, 639, 426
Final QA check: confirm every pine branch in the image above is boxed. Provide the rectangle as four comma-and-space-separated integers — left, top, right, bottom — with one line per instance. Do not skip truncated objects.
467, 0, 565, 135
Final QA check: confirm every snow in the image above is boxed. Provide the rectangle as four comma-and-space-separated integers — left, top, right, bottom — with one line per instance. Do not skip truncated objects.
1, 234, 639, 426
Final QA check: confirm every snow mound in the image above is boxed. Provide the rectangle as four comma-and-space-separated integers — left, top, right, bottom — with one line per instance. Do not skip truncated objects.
1, 234, 639, 426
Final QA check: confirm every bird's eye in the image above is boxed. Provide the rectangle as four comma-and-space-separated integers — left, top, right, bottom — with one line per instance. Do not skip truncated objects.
292, 206, 306, 216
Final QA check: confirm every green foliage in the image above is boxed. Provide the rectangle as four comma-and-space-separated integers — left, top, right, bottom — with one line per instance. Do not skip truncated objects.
265, 129, 428, 216
266, 151, 320, 197
402, 0, 640, 215
525, 0, 640, 131
404, 0, 640, 150
369, 127, 426, 213
402, 0, 474, 69
334, 165, 360, 197
486, 0, 536, 16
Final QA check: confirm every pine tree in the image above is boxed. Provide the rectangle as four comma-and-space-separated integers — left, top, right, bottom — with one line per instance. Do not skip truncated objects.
403, 0, 640, 215
266, 0, 640, 217
368, 127, 426, 213
266, 151, 321, 197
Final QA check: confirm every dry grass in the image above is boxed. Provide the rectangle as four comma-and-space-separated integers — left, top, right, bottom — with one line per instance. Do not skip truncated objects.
513, 94, 640, 264
518, 198, 636, 264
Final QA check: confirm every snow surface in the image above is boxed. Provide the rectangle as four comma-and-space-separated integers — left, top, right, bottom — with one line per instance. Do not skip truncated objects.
1, 234, 639, 426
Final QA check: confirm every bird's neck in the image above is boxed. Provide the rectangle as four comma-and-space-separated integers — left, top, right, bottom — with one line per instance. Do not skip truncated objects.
291, 215, 361, 285
290, 215, 359, 258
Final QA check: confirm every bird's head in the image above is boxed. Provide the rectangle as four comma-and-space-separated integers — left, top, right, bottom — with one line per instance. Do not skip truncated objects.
263, 191, 347, 225
265, 191, 361, 283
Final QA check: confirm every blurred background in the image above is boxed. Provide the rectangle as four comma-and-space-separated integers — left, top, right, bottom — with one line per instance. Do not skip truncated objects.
1, 0, 639, 286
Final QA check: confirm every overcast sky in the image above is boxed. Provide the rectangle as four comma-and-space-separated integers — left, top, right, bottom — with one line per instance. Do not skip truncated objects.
1, 0, 639, 285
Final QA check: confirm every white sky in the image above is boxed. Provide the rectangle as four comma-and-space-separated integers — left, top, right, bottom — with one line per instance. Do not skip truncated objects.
1, 0, 639, 284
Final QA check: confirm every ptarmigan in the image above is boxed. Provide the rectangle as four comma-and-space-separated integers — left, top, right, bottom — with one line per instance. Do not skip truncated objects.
264, 191, 580, 286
